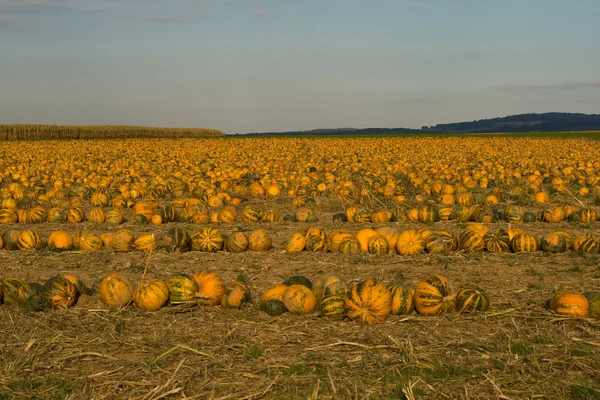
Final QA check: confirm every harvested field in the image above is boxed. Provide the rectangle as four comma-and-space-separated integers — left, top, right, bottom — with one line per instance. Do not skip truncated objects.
1, 136, 600, 399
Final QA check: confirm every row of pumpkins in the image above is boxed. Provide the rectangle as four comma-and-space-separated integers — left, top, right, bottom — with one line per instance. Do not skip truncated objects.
285, 225, 600, 255
0, 227, 273, 253
334, 204, 599, 225
2, 224, 600, 255
0, 203, 286, 225
2, 271, 598, 323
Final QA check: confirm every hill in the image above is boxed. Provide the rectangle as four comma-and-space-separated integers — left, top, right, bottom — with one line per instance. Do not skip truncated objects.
236, 112, 600, 136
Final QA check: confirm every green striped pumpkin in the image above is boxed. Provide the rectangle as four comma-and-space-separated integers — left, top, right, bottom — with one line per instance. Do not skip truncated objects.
510, 233, 539, 253
388, 285, 415, 315
320, 295, 347, 319
17, 229, 43, 251
414, 274, 455, 316
540, 233, 567, 253
455, 287, 490, 313
191, 227, 224, 252
418, 205, 440, 224
483, 228, 510, 253
578, 238, 600, 254
2, 277, 24, 305
367, 234, 390, 254
339, 237, 361, 254
17, 282, 48, 311
166, 273, 199, 304
459, 230, 484, 252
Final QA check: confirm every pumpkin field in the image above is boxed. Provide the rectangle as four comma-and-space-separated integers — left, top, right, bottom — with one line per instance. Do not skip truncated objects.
1, 135, 600, 400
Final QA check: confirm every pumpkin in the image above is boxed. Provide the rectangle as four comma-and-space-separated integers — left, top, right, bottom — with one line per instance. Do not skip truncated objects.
418, 205, 440, 223
193, 270, 225, 306
483, 228, 510, 253
312, 274, 347, 302
191, 227, 225, 252
510, 233, 539, 253
87, 207, 106, 223
166, 273, 199, 304
580, 208, 597, 223
17, 229, 43, 251
549, 291, 589, 317
241, 206, 262, 223
159, 205, 179, 223
0, 208, 18, 224
285, 231, 307, 253
320, 295, 347, 319
522, 211, 537, 223
47, 231, 73, 252
260, 284, 288, 304
134, 234, 157, 252
98, 273, 134, 308
370, 209, 389, 223
133, 279, 169, 311
43, 276, 77, 309
345, 280, 392, 324
260, 209, 280, 222
105, 209, 124, 224
225, 231, 249, 253
259, 299, 287, 316
572, 234, 596, 252
332, 213, 348, 222
352, 208, 372, 223
28, 206, 47, 224
388, 285, 415, 315
221, 281, 251, 308
61, 273, 88, 297
17, 282, 48, 311
77, 231, 104, 250
578, 238, 600, 254
133, 201, 155, 220
66, 207, 85, 223
248, 229, 272, 251
282, 284, 317, 314
395, 230, 424, 256
47, 208, 65, 223
2, 277, 25, 305
584, 292, 600, 319
540, 233, 567, 253
355, 228, 378, 253
162, 227, 191, 252
339, 237, 361, 254
552, 230, 572, 250
294, 208, 314, 222
367, 234, 390, 254
375, 226, 398, 249
217, 206, 237, 223
414, 274, 455, 315
111, 229, 135, 252
2, 230, 21, 250
455, 287, 490, 313
542, 207, 565, 223
459, 230, 485, 253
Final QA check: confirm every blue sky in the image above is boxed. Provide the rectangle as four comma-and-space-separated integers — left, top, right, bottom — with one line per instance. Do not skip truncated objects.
0, 0, 599, 133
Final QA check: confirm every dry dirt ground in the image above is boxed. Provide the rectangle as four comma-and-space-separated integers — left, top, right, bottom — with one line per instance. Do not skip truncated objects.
1, 214, 600, 400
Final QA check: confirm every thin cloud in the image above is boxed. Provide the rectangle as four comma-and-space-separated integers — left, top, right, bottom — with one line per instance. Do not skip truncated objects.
251, 8, 267, 16
139, 17, 192, 24
493, 81, 600, 90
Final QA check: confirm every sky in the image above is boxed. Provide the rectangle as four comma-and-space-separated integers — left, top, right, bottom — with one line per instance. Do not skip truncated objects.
0, 0, 599, 133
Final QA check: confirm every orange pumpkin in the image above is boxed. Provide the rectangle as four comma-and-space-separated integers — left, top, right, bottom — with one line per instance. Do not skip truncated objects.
193, 270, 225, 306
248, 229, 273, 251
133, 279, 170, 311
99, 273, 134, 308
549, 291, 589, 317
345, 280, 392, 324
282, 284, 317, 314
47, 231, 73, 252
